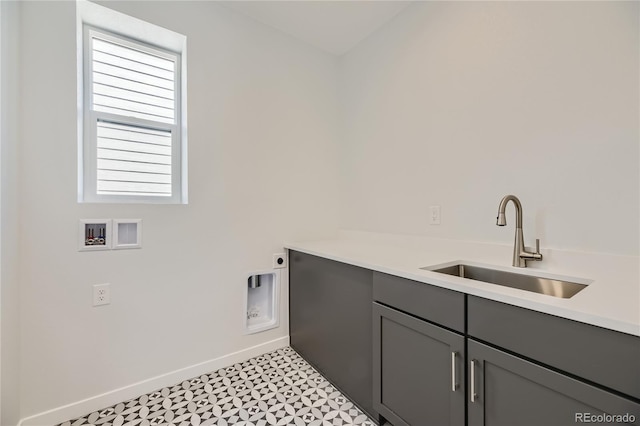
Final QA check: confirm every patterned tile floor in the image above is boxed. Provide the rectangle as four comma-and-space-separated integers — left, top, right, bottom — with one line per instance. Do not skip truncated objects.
58, 347, 376, 426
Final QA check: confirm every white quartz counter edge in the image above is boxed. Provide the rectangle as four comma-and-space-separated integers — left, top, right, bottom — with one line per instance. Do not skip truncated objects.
285, 240, 640, 337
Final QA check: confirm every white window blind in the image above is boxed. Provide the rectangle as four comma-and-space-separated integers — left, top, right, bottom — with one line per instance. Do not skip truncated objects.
92, 37, 175, 124
82, 25, 184, 203
96, 121, 172, 196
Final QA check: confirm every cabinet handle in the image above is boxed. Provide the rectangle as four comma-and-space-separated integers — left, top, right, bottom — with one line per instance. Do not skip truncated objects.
451, 351, 458, 391
470, 359, 478, 403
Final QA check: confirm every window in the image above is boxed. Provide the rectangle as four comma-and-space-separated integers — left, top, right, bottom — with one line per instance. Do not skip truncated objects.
78, 3, 187, 203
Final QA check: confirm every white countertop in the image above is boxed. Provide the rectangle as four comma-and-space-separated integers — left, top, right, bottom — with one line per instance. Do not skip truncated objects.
285, 231, 640, 337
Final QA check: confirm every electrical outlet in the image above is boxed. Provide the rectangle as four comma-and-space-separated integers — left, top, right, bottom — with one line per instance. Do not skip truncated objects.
273, 252, 287, 269
429, 206, 441, 225
93, 283, 111, 306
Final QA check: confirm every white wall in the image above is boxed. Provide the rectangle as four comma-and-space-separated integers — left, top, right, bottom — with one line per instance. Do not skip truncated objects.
1, 1, 21, 425
339, 1, 639, 257
9, 0, 640, 422
17, 1, 340, 419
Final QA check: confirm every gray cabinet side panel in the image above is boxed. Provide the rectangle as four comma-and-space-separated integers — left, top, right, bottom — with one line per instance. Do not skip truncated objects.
468, 296, 640, 399
468, 340, 640, 426
289, 251, 376, 419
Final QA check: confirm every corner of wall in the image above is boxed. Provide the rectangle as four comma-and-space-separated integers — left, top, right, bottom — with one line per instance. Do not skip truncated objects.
1, 1, 22, 424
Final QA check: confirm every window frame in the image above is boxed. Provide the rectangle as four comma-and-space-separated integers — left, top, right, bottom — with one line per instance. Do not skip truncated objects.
80, 22, 186, 204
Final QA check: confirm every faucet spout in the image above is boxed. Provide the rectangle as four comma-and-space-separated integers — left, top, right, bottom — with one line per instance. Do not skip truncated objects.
497, 195, 523, 228
496, 195, 542, 267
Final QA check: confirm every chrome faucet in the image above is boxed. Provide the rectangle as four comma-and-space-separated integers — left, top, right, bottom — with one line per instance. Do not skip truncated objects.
496, 195, 542, 267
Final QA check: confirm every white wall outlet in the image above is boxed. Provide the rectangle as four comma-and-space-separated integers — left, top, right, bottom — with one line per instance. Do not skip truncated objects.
430, 205, 441, 225
93, 283, 111, 306
273, 252, 287, 269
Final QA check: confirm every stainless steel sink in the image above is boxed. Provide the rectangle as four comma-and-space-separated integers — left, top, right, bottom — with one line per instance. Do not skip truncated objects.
422, 264, 587, 298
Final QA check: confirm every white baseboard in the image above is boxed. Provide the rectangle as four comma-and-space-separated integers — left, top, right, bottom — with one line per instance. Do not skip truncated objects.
18, 336, 290, 426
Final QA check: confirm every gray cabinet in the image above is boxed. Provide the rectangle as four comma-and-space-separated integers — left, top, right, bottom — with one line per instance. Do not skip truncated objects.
372, 272, 466, 426
373, 272, 465, 333
289, 251, 376, 419
468, 296, 640, 400
467, 339, 640, 426
289, 252, 640, 426
373, 303, 465, 426
371, 274, 640, 426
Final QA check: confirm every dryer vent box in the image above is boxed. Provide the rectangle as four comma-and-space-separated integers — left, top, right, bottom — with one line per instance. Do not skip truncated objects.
113, 219, 142, 249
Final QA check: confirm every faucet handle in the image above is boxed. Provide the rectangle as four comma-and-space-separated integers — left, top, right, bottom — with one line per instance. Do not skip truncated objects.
533, 239, 543, 261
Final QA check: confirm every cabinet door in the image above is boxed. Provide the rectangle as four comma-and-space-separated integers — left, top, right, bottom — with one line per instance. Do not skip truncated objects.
468, 339, 640, 426
289, 251, 376, 419
468, 296, 640, 399
373, 303, 465, 426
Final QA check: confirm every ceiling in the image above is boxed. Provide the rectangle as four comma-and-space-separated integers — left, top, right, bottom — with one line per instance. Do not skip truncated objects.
221, 1, 412, 56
